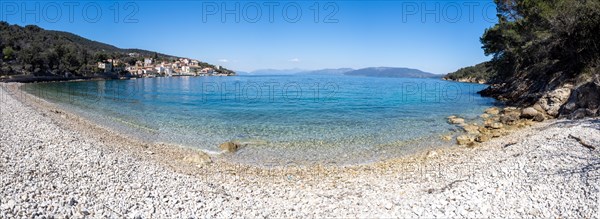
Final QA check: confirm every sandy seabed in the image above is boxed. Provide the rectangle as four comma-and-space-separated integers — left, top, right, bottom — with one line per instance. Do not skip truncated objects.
0, 83, 599, 218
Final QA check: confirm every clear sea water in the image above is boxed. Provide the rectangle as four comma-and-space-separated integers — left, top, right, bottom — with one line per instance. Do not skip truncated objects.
22, 75, 496, 166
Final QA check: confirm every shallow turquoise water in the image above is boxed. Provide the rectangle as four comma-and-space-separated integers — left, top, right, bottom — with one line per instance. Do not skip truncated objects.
22, 75, 496, 165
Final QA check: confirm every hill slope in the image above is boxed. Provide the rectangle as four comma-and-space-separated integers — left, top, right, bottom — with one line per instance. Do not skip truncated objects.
0, 22, 232, 77
298, 68, 354, 75
344, 67, 439, 78
443, 62, 497, 84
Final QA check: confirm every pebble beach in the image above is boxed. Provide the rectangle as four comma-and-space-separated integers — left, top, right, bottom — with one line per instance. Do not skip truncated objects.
1, 83, 599, 218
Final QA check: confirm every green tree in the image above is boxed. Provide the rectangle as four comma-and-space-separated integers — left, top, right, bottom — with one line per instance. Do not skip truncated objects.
478, 0, 600, 104
94, 53, 108, 63
482, 0, 600, 75
2, 47, 14, 60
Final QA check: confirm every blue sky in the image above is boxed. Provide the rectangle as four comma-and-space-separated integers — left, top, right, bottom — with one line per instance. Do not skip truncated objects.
0, 1, 498, 74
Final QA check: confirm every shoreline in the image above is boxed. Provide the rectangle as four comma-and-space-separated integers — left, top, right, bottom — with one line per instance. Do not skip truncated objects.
1, 83, 230, 173
0, 72, 237, 84
0, 83, 463, 171
1, 82, 599, 217
7, 81, 509, 169
14, 79, 486, 167
0, 75, 122, 83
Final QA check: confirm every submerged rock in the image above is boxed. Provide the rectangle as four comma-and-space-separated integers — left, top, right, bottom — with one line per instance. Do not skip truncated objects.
461, 124, 480, 134
219, 141, 240, 153
233, 139, 267, 146
484, 107, 500, 115
425, 150, 438, 158
448, 117, 465, 124
441, 135, 452, 141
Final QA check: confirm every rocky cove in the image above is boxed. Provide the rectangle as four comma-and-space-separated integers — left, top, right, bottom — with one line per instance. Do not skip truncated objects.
444, 71, 600, 147
2, 80, 600, 217
1, 0, 599, 217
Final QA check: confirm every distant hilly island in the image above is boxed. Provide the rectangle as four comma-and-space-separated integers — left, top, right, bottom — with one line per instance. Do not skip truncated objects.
343, 67, 440, 78
238, 67, 442, 78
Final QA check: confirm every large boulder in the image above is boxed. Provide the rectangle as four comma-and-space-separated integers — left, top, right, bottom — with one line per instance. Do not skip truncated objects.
536, 85, 573, 117
520, 107, 540, 119
560, 78, 600, 118
568, 108, 596, 120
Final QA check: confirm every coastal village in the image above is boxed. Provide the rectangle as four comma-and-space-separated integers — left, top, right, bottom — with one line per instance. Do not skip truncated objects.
97, 52, 235, 78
